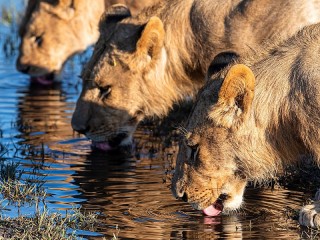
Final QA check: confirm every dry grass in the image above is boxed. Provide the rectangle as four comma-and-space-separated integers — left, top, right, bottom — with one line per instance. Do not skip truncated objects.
0, 160, 102, 240
301, 227, 320, 239
0, 207, 100, 240
0, 160, 46, 206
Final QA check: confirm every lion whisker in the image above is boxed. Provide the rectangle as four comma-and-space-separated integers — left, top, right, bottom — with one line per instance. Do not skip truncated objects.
176, 125, 189, 137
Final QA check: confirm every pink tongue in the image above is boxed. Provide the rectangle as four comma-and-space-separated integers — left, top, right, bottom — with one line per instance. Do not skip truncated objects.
93, 142, 112, 151
31, 76, 54, 85
203, 202, 223, 216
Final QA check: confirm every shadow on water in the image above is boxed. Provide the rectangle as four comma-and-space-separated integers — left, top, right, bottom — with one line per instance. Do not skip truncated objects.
0, 1, 318, 239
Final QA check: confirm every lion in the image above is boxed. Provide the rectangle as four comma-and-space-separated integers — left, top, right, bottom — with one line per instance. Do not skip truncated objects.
16, 0, 157, 85
171, 23, 320, 228
71, 0, 320, 151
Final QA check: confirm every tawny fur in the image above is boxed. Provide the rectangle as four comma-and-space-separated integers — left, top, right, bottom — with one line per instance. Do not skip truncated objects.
72, 0, 320, 147
172, 23, 320, 227
16, 0, 157, 77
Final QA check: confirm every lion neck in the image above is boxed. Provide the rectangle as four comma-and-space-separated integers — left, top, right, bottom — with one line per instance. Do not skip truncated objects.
142, 0, 242, 114
138, 48, 192, 118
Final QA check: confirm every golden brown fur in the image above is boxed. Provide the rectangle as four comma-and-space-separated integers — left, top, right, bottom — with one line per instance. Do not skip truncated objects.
16, 0, 157, 79
172, 23, 320, 227
71, 0, 320, 150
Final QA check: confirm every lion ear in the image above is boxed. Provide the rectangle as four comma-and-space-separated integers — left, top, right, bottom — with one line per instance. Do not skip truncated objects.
135, 16, 165, 63
19, 0, 38, 36
207, 51, 239, 79
209, 64, 255, 129
99, 4, 131, 35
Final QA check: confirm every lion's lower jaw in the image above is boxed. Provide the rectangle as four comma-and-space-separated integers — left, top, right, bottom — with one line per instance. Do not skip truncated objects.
224, 194, 243, 211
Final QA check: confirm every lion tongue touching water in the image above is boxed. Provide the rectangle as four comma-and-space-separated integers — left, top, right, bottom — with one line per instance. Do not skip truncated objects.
88, 131, 133, 152
203, 200, 224, 216
202, 194, 227, 216
91, 142, 112, 151
30, 74, 55, 85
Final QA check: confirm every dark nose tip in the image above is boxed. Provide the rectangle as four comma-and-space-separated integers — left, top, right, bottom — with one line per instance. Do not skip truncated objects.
73, 125, 90, 135
181, 192, 188, 202
16, 61, 31, 74
108, 133, 128, 148
71, 115, 90, 135
75, 128, 89, 135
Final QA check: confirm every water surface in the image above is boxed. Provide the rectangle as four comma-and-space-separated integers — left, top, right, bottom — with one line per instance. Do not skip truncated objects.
0, 2, 316, 239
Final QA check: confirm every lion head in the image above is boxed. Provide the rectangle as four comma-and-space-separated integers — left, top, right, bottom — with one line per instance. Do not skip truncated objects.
172, 64, 257, 216
16, 0, 103, 84
71, 4, 169, 151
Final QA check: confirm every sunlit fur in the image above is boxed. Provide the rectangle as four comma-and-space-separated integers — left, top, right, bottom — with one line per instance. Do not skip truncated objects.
72, 0, 320, 145
17, 0, 157, 77
172, 23, 320, 227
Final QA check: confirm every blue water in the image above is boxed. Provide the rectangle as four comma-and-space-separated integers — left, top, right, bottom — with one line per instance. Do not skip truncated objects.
0, 1, 315, 239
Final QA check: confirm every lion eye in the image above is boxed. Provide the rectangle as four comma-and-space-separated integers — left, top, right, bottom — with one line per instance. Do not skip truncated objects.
187, 143, 199, 162
191, 147, 199, 162
34, 35, 43, 46
109, 57, 117, 67
99, 86, 112, 100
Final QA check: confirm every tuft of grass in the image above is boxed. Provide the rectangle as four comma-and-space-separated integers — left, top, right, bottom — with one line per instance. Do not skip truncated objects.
0, 161, 46, 208
301, 227, 320, 239
0, 161, 102, 239
0, 178, 46, 207
111, 225, 120, 240
0, 206, 101, 240
0, 161, 21, 181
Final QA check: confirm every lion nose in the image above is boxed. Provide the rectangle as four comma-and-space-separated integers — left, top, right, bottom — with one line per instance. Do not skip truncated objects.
16, 61, 30, 74
73, 125, 90, 135
71, 120, 90, 135
71, 109, 90, 135
181, 192, 188, 202
74, 127, 90, 135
